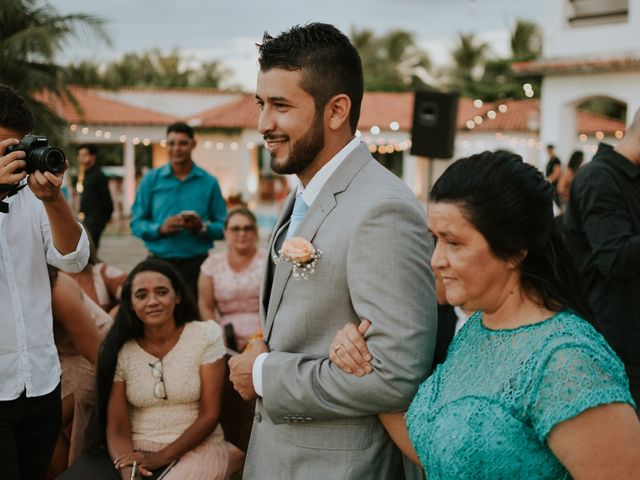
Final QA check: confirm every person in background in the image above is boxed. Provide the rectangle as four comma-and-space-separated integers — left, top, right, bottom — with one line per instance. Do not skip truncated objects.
557, 150, 584, 207
198, 207, 265, 454
198, 207, 265, 352
565, 108, 640, 405
130, 122, 227, 300
0, 84, 89, 480
68, 236, 127, 317
545, 144, 562, 207
77, 144, 113, 251
331, 150, 640, 479
46, 266, 112, 478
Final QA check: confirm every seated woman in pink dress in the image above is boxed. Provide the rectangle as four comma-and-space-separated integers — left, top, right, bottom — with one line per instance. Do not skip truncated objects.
68, 238, 127, 317
47, 267, 113, 478
198, 207, 265, 352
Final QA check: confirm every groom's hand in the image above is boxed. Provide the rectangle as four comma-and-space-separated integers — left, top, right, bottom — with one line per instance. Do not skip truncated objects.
229, 340, 269, 401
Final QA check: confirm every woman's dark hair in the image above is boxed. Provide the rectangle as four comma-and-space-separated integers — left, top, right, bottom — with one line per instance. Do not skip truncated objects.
568, 150, 584, 172
257, 22, 364, 133
91, 259, 198, 448
224, 206, 258, 230
430, 150, 591, 320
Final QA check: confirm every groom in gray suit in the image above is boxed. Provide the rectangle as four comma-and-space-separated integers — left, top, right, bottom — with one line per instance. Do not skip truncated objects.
229, 23, 436, 479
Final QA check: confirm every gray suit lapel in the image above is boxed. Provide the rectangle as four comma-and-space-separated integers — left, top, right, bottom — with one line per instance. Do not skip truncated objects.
264, 143, 371, 342
260, 191, 296, 330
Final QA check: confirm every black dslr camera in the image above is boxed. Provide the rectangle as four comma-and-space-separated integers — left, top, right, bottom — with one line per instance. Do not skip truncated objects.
6, 135, 66, 174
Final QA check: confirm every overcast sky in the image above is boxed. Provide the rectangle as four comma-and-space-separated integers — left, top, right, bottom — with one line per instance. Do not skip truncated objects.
53, 0, 547, 90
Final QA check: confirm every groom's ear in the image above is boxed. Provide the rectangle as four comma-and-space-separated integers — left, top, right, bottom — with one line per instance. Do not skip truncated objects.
326, 94, 351, 132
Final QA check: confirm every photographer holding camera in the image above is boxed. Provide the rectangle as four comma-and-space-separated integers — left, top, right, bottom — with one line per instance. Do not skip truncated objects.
0, 84, 89, 479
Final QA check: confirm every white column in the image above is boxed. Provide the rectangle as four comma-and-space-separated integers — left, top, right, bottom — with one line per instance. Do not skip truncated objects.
123, 140, 136, 215
626, 100, 640, 127
540, 83, 576, 168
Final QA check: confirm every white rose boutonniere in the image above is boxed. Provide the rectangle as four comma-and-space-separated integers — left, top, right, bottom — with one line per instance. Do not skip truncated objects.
273, 237, 323, 280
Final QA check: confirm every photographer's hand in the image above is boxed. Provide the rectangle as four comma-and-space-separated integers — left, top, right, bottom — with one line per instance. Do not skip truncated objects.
27, 163, 67, 203
0, 138, 27, 190
28, 160, 82, 255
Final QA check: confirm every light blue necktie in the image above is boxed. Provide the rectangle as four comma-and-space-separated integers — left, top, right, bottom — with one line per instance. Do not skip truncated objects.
286, 192, 309, 238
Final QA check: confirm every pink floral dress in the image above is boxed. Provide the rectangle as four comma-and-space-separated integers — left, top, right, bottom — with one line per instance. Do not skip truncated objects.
200, 249, 266, 351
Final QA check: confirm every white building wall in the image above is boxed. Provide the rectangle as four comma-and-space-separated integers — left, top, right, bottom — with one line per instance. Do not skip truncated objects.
539, 71, 640, 167
544, 0, 640, 58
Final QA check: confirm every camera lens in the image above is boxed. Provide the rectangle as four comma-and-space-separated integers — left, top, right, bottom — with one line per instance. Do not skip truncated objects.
40, 147, 66, 173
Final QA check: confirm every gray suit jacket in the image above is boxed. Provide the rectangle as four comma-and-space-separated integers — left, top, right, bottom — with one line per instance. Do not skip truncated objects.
244, 144, 436, 480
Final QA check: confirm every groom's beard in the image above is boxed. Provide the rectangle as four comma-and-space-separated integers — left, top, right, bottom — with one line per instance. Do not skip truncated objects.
269, 112, 325, 176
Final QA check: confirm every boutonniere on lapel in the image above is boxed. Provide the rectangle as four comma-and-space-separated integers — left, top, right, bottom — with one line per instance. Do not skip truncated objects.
273, 237, 322, 280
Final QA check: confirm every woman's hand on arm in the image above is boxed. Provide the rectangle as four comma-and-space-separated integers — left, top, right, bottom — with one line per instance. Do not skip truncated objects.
197, 273, 217, 321
548, 402, 640, 479
150, 358, 226, 467
329, 320, 373, 376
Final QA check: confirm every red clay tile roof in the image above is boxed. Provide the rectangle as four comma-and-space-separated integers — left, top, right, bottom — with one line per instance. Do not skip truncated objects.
512, 56, 640, 75
40, 87, 179, 126
196, 93, 624, 135
47, 87, 624, 135
190, 94, 260, 129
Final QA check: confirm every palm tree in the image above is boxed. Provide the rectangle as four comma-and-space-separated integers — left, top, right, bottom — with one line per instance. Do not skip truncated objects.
350, 27, 432, 91
447, 33, 489, 97
0, 0, 109, 142
510, 20, 542, 62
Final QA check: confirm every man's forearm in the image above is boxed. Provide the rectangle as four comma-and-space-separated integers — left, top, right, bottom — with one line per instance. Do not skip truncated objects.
44, 193, 82, 254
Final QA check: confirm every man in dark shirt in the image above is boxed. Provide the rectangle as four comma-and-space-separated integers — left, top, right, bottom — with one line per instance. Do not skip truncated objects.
77, 143, 113, 250
564, 109, 640, 405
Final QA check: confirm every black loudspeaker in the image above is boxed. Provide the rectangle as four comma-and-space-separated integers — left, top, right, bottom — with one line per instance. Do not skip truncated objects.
410, 91, 459, 159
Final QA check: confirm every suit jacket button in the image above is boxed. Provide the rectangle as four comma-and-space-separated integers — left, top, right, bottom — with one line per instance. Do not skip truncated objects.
305, 417, 313, 422
255, 411, 262, 422
283, 415, 290, 423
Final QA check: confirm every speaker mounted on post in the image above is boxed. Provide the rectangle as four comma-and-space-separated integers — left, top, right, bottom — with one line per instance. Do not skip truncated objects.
410, 91, 459, 159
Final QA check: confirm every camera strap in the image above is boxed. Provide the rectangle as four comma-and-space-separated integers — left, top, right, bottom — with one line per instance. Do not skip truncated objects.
0, 183, 26, 213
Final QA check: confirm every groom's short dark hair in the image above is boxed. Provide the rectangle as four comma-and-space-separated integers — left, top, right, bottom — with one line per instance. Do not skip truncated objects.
257, 22, 363, 134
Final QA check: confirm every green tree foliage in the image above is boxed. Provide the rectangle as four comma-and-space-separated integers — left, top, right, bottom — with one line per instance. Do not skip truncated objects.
0, 0, 109, 142
350, 28, 432, 91
446, 33, 490, 95
510, 20, 542, 62
65, 49, 232, 89
446, 20, 543, 101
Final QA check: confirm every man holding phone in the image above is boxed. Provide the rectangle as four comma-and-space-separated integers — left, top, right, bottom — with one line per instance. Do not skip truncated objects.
130, 122, 227, 299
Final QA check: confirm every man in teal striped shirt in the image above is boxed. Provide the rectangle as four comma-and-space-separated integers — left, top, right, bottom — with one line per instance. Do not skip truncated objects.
130, 122, 227, 299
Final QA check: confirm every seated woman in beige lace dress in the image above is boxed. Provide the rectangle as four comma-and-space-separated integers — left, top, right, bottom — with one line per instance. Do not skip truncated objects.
68, 259, 243, 480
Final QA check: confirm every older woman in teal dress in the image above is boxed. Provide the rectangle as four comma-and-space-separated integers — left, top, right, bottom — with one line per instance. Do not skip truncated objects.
330, 150, 640, 479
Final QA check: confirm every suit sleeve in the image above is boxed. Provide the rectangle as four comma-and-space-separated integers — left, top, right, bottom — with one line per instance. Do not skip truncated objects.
571, 169, 640, 279
261, 197, 437, 423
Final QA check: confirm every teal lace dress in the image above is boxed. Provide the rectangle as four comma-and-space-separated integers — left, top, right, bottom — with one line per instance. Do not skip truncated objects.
406, 310, 635, 479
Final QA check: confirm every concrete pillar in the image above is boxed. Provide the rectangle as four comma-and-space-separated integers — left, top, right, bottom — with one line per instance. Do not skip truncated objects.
123, 140, 136, 215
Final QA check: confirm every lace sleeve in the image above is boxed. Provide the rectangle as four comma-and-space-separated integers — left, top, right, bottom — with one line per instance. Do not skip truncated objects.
201, 320, 225, 364
529, 343, 634, 442
114, 348, 127, 383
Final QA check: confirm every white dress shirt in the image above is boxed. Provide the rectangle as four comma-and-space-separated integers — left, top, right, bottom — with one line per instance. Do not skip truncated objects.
253, 137, 361, 396
0, 185, 89, 400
